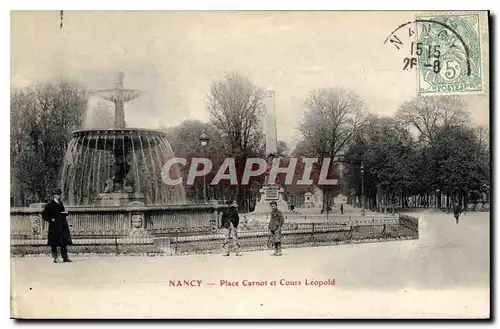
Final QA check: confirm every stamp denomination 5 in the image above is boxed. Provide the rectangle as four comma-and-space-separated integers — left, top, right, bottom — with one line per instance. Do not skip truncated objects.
385, 13, 483, 95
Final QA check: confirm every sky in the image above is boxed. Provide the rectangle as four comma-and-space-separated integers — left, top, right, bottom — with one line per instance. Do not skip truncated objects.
11, 11, 490, 150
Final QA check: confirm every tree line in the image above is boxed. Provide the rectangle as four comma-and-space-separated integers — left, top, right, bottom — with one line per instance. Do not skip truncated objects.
10, 73, 490, 212
342, 96, 490, 211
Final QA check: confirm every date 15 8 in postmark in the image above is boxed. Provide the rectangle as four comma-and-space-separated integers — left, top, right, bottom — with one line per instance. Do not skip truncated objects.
385, 13, 483, 95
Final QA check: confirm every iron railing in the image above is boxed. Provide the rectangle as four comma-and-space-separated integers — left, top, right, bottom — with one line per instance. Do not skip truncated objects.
11, 206, 418, 256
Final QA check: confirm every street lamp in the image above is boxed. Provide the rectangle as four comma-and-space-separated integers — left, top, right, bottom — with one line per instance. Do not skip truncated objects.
361, 163, 365, 216
199, 132, 209, 202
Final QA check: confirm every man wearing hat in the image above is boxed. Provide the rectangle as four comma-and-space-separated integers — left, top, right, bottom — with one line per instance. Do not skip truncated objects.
42, 188, 73, 263
268, 201, 285, 256
221, 200, 241, 256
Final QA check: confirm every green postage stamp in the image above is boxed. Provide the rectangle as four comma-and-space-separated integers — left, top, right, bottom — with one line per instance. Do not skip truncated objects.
416, 13, 483, 94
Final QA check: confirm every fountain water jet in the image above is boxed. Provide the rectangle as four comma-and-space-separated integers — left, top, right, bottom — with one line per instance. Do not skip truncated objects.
60, 72, 185, 206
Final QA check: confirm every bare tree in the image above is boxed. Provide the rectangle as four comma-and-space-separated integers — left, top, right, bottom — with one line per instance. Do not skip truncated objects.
297, 87, 366, 210
207, 72, 264, 155
206, 72, 265, 209
298, 88, 366, 160
396, 95, 470, 144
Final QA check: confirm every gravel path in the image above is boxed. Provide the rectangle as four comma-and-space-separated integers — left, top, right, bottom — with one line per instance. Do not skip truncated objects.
11, 212, 490, 319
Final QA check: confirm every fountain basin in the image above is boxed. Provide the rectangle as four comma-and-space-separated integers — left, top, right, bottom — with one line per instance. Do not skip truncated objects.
60, 128, 185, 206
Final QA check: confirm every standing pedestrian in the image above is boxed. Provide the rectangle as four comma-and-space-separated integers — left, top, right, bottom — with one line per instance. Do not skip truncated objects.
41, 188, 72, 263
453, 202, 462, 224
340, 204, 344, 215
221, 200, 241, 256
268, 201, 285, 256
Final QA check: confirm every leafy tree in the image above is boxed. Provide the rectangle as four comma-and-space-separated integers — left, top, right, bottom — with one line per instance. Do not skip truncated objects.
343, 115, 417, 210
11, 81, 87, 205
430, 124, 488, 209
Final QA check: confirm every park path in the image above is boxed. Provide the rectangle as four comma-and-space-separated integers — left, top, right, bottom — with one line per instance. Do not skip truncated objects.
246, 203, 382, 222
11, 212, 489, 319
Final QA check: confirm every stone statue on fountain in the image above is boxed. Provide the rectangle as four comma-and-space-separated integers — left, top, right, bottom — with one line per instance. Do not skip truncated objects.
103, 155, 133, 194
112, 154, 133, 193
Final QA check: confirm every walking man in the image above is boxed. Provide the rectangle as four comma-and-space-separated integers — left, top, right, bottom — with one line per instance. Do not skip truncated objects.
221, 201, 241, 256
268, 201, 285, 256
340, 204, 344, 215
42, 188, 73, 263
453, 202, 462, 224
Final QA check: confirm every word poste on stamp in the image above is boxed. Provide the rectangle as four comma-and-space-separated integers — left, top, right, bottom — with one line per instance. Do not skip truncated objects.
385, 13, 483, 95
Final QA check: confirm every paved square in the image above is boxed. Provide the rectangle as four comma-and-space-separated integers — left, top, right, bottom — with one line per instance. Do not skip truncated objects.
11, 212, 490, 318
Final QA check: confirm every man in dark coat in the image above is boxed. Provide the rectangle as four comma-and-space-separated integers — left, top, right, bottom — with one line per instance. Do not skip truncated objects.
453, 203, 462, 224
42, 188, 72, 263
221, 201, 241, 256
268, 201, 285, 256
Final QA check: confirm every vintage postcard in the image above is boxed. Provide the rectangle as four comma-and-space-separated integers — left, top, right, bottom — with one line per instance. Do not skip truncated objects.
10, 10, 490, 319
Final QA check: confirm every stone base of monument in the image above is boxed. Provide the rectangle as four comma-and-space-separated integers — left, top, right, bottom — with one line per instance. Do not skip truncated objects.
95, 192, 146, 207
253, 198, 289, 214
252, 185, 289, 214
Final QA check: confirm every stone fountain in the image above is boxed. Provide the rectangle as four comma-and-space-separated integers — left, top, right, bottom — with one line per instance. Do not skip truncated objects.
13, 74, 225, 246
60, 72, 185, 207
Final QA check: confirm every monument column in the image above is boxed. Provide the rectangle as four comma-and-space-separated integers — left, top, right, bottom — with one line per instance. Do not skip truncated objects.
252, 90, 288, 214
264, 90, 278, 159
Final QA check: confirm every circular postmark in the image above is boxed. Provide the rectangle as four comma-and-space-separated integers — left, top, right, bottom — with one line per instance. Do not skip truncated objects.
384, 14, 483, 95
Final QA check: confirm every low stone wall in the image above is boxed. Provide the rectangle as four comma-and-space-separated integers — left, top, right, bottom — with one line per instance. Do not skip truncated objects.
11, 202, 227, 240
11, 214, 419, 256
